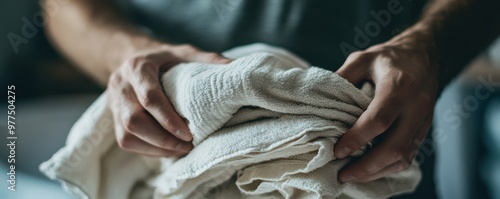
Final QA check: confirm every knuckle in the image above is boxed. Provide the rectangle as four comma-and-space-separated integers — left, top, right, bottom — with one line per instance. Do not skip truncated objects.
347, 51, 363, 59
124, 56, 159, 73
135, 61, 148, 71
395, 72, 419, 90
108, 73, 127, 91
109, 81, 132, 99
108, 72, 122, 85
140, 90, 159, 108
360, 165, 376, 176
370, 115, 393, 132
136, 62, 157, 75
118, 85, 130, 97
123, 112, 143, 132
398, 159, 411, 171
388, 148, 404, 161
160, 137, 178, 150
349, 51, 374, 62
123, 56, 144, 70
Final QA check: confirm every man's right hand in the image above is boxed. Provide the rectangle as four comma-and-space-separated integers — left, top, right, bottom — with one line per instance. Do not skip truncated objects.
107, 44, 231, 157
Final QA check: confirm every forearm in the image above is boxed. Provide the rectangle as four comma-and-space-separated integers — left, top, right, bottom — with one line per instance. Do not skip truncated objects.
43, 0, 163, 85
389, 0, 500, 93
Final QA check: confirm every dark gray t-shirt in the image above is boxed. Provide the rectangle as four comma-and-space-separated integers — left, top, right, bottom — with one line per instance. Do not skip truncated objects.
119, 0, 428, 71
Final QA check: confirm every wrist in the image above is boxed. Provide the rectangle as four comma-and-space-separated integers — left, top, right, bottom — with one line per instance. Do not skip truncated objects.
368, 23, 440, 94
386, 23, 441, 79
375, 24, 442, 95
105, 31, 166, 72
389, 24, 439, 66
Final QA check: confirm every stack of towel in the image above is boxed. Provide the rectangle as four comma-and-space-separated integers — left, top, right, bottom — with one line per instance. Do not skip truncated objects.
40, 44, 421, 199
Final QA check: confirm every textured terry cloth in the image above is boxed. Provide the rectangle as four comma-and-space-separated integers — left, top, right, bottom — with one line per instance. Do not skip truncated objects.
40, 43, 421, 199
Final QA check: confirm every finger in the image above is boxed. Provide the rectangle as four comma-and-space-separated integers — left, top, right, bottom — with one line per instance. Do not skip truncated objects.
355, 114, 432, 183
112, 81, 193, 151
337, 127, 398, 183
354, 160, 412, 183
172, 45, 231, 64
119, 102, 194, 151
338, 106, 428, 183
130, 62, 193, 142
336, 51, 372, 85
109, 95, 188, 156
114, 121, 187, 157
406, 113, 433, 162
191, 51, 232, 64
334, 82, 402, 159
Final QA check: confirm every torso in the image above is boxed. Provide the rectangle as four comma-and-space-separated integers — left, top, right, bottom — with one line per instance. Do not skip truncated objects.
117, 0, 428, 70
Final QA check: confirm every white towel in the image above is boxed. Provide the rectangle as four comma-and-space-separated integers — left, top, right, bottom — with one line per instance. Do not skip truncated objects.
40, 43, 421, 199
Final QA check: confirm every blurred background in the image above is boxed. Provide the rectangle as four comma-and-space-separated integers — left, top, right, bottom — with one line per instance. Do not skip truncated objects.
0, 1, 499, 199
1, 2, 101, 199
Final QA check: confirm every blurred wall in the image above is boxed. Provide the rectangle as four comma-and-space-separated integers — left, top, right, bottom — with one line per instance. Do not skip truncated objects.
0, 1, 102, 103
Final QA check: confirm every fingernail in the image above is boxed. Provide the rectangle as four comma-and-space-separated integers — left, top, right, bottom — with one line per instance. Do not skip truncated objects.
176, 129, 192, 141
336, 147, 352, 159
220, 58, 232, 64
175, 142, 191, 152
340, 175, 356, 183
343, 146, 352, 153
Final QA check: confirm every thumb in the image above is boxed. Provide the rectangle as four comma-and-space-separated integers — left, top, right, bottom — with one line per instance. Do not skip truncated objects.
192, 51, 232, 64
336, 51, 370, 85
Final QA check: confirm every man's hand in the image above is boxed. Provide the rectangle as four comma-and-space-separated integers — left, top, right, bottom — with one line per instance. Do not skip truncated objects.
333, 39, 439, 183
108, 44, 231, 157
333, 0, 500, 183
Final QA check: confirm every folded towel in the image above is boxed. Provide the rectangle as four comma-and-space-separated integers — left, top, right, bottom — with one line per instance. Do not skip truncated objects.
40, 43, 421, 199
